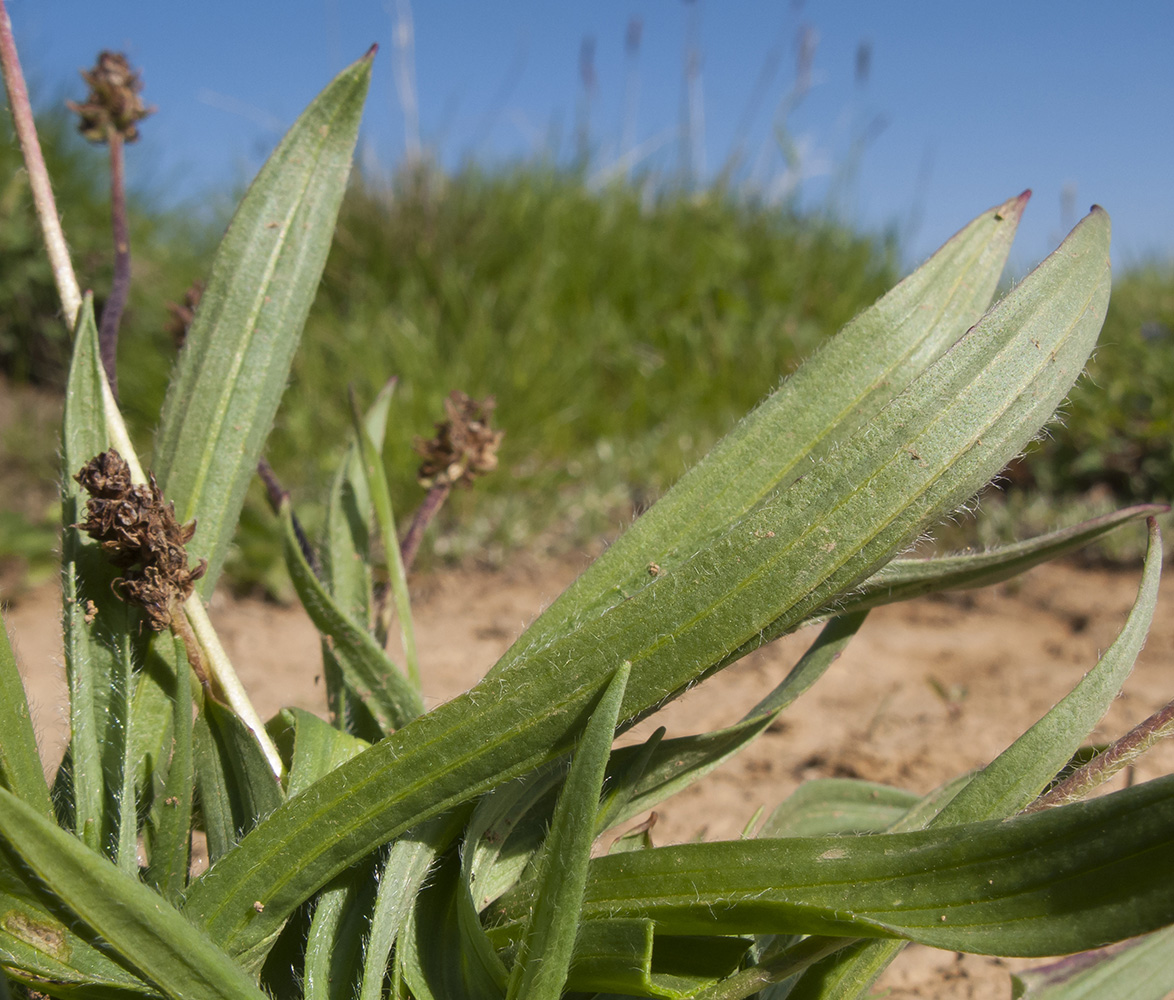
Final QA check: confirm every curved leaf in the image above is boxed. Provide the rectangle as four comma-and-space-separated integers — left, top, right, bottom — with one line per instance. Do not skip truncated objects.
1, 841, 156, 998
491, 774, 1174, 958
358, 810, 468, 1000
281, 501, 423, 731
181, 207, 1110, 968
760, 780, 920, 839
786, 515, 1163, 997
0, 787, 267, 1000
824, 503, 1162, 619
0, 613, 51, 820
503, 192, 1030, 656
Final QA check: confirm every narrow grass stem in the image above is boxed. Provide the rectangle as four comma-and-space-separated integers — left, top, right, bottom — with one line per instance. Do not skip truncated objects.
1026, 695, 1174, 813
98, 131, 129, 396
0, 0, 83, 328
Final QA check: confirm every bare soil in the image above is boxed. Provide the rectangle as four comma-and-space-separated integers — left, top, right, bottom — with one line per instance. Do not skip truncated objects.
5, 553, 1173, 999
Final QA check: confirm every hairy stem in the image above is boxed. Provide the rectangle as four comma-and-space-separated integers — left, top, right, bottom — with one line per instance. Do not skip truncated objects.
98, 131, 129, 396
0, 0, 83, 327
1027, 695, 1174, 813
168, 596, 210, 691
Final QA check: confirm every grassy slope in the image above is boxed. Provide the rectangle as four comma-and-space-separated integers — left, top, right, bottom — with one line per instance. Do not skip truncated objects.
2, 145, 1171, 592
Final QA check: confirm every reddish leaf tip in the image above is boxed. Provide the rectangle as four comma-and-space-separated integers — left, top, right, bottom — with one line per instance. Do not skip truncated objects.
1018, 189, 1032, 203
364, 43, 378, 59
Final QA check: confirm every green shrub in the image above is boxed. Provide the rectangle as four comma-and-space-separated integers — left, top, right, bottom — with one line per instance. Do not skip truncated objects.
3, 40, 1174, 1000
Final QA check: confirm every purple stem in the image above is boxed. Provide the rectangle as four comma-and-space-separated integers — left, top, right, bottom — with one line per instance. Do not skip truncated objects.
98, 132, 128, 397
400, 482, 451, 572
258, 457, 319, 576
1026, 695, 1174, 813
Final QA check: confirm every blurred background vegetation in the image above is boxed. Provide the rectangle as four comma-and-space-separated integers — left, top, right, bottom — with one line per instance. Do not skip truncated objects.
2, 107, 1171, 598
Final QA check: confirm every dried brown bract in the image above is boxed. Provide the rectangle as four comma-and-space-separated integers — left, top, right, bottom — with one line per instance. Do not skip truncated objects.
75, 449, 206, 629
414, 392, 504, 489
67, 51, 154, 143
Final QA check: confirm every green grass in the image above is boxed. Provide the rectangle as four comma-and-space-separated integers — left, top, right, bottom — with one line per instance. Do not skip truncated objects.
261, 167, 898, 576
3, 131, 1172, 593
1032, 262, 1174, 500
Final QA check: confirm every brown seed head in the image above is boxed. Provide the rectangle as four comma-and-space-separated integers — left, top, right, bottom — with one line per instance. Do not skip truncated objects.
67, 51, 155, 143
75, 449, 206, 628
414, 392, 504, 489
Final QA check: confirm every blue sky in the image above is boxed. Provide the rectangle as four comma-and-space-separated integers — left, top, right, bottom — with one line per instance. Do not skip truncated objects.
6, 1, 1174, 273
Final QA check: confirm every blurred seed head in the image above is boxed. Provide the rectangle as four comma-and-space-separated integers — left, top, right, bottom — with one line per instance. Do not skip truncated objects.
415, 392, 504, 489
67, 51, 155, 143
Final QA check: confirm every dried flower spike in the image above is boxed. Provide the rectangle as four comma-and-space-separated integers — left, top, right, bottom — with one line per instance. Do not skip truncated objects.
67, 51, 154, 143
414, 391, 504, 489
75, 449, 205, 630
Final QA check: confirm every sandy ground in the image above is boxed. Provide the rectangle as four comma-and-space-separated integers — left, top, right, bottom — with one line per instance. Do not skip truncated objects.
5, 552, 1173, 999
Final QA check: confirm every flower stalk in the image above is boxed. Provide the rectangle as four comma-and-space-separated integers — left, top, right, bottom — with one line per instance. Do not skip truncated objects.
67, 50, 154, 395
0, 0, 82, 328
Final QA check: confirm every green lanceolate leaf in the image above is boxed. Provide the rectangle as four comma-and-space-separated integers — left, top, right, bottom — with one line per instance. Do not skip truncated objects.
322, 380, 397, 630
771, 517, 1163, 999
321, 379, 396, 733
490, 774, 1174, 958
152, 51, 373, 594
1, 840, 156, 997
180, 208, 1110, 969
304, 860, 379, 1000
506, 662, 631, 1000
699, 206, 1111, 678
358, 810, 470, 1000
194, 698, 285, 864
760, 780, 921, 838
280, 708, 369, 798
349, 390, 421, 688
0, 612, 52, 819
59, 294, 136, 856
1011, 926, 1174, 1000
397, 847, 499, 1000
825, 503, 1163, 618
461, 761, 570, 918
0, 787, 268, 1000
942, 515, 1162, 820
144, 636, 196, 905
282, 501, 424, 732
497, 191, 1029, 660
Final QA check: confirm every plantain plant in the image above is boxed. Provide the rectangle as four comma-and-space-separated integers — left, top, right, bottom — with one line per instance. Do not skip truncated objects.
2, 22, 1173, 1000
